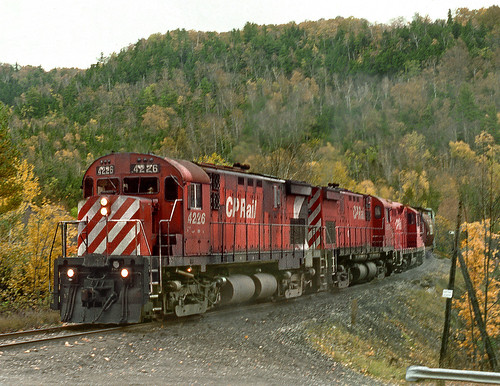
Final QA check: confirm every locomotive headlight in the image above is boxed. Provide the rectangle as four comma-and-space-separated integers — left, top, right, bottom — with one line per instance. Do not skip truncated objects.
100, 197, 110, 216
67, 268, 76, 280
120, 268, 130, 278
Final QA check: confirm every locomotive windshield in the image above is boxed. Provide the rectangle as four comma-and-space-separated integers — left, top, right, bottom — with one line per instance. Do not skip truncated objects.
123, 177, 159, 194
97, 178, 119, 195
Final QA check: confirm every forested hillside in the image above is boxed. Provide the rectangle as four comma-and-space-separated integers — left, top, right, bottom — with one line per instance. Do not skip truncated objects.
0, 7, 498, 222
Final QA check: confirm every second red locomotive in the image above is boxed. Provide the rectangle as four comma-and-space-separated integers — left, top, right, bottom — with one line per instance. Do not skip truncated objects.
52, 153, 431, 323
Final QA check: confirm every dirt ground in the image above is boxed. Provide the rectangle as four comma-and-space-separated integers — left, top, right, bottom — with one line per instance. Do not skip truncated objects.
0, 255, 448, 385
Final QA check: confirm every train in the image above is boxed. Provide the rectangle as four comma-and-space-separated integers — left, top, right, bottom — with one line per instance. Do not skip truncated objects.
51, 152, 435, 324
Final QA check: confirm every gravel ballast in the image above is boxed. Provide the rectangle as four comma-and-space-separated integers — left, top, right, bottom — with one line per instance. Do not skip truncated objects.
0, 255, 448, 385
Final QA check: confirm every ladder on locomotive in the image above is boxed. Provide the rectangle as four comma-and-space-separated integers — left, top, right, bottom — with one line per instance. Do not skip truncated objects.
318, 252, 328, 290
149, 199, 183, 315
148, 256, 163, 314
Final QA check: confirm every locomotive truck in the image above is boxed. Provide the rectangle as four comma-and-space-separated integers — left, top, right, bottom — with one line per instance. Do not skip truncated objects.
51, 153, 432, 324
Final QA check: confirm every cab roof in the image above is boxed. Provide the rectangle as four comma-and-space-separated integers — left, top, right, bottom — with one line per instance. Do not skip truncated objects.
86, 153, 210, 184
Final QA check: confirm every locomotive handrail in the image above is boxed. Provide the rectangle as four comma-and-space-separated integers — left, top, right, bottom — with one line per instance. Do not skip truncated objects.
206, 221, 423, 257
159, 198, 183, 257
210, 221, 320, 259
48, 220, 93, 294
335, 225, 380, 254
158, 199, 183, 297
57, 220, 82, 258
56, 218, 152, 257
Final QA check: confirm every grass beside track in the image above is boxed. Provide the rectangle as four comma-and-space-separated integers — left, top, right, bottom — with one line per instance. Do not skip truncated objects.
306, 268, 452, 383
0, 309, 61, 333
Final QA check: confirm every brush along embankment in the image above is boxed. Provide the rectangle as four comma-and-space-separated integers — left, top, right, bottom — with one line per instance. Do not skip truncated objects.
306, 254, 451, 383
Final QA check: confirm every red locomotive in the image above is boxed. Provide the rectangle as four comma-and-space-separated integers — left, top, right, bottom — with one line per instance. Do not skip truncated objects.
52, 153, 432, 323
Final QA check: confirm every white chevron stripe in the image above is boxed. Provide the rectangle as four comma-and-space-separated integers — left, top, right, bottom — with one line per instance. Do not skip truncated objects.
308, 219, 322, 239
293, 196, 305, 219
307, 188, 322, 248
78, 199, 103, 256
93, 235, 107, 255
111, 224, 140, 255
309, 203, 321, 225
78, 196, 142, 256
110, 197, 140, 220
78, 242, 87, 256
86, 218, 107, 252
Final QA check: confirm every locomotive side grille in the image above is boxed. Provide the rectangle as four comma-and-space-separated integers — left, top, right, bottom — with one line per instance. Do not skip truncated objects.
210, 173, 221, 210
78, 196, 143, 256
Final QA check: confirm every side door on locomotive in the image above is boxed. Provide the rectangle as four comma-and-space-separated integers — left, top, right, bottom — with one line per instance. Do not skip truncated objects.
161, 158, 211, 263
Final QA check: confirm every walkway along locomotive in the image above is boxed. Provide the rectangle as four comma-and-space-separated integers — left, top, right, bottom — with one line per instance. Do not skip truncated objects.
51, 153, 434, 323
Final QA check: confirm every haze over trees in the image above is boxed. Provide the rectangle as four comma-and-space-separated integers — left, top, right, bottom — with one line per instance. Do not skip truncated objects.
0, 6, 498, 369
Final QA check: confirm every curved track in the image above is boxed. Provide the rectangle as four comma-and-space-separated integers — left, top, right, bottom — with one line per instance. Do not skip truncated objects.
0, 325, 126, 350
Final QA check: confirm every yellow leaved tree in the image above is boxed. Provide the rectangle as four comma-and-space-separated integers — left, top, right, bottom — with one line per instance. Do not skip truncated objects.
0, 159, 75, 308
197, 152, 232, 166
448, 132, 499, 369
454, 220, 499, 366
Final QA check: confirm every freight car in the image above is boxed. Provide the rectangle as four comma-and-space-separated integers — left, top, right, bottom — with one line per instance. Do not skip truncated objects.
51, 153, 431, 324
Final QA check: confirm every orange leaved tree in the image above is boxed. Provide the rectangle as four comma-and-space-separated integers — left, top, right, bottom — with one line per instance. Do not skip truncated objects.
454, 220, 499, 368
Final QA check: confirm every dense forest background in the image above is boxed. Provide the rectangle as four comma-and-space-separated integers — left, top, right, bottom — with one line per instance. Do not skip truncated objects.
0, 8, 498, 219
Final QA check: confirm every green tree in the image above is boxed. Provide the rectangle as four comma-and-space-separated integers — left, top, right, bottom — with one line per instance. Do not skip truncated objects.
0, 102, 22, 214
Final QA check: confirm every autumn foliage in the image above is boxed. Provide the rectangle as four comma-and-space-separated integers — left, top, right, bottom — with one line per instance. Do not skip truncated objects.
0, 160, 74, 309
454, 220, 499, 366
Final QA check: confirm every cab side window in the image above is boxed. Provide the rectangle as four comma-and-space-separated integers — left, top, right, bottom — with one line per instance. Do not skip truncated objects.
273, 185, 281, 208
189, 183, 202, 209
84, 177, 93, 198
165, 177, 178, 201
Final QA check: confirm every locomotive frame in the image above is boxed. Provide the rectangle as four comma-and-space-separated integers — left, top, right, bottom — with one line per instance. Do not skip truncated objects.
51, 153, 431, 324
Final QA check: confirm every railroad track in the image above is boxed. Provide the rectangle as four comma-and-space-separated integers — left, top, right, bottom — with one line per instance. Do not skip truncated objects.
0, 259, 429, 350
0, 286, 363, 350
0, 324, 127, 350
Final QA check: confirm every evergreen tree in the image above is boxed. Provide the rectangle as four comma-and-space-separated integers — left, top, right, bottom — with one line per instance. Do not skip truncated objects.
0, 102, 22, 214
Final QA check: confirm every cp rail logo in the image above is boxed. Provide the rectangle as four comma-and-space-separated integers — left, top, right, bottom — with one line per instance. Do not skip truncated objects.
225, 196, 257, 219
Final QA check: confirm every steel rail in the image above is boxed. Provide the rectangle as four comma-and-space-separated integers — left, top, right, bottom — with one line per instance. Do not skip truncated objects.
0, 326, 124, 350
0, 325, 73, 339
